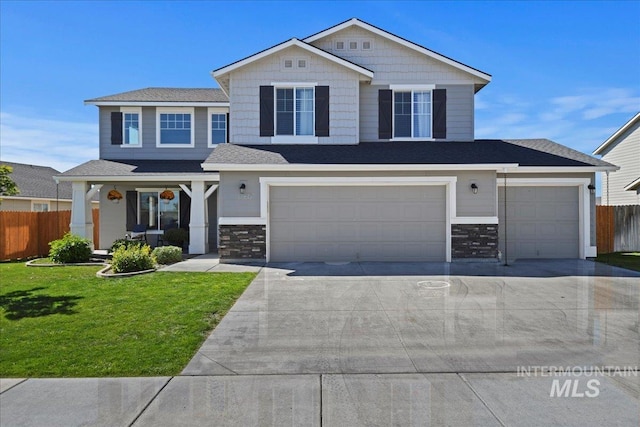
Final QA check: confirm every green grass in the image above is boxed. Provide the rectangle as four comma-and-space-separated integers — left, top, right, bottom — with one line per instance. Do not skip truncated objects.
0, 263, 256, 377
595, 252, 640, 272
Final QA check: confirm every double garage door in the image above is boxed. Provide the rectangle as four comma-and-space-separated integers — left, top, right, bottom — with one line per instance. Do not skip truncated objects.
498, 186, 579, 259
269, 186, 446, 262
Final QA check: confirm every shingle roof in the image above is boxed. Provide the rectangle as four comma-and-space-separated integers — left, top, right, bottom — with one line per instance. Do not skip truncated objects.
204, 139, 614, 168
1, 162, 72, 199
59, 159, 214, 177
85, 88, 228, 103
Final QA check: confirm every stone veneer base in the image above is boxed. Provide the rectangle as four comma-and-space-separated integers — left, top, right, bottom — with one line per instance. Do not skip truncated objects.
219, 224, 266, 260
451, 224, 499, 259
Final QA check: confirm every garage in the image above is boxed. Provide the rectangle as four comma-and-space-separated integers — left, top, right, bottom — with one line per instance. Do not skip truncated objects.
498, 186, 579, 259
269, 185, 447, 262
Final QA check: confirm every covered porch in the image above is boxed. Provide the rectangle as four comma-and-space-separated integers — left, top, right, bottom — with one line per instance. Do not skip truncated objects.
55, 160, 219, 254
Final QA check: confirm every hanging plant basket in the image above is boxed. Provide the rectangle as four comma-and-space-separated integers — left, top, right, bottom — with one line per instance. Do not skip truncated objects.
107, 189, 123, 203
160, 189, 175, 203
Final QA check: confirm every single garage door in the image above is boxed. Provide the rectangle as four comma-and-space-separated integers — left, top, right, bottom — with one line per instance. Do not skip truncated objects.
498, 186, 579, 259
269, 185, 446, 262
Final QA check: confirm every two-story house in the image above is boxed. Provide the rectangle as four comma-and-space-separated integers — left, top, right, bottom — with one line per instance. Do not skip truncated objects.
593, 112, 640, 206
57, 18, 615, 262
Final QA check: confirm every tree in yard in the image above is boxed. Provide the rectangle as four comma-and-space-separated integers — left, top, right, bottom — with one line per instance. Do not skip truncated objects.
0, 164, 19, 204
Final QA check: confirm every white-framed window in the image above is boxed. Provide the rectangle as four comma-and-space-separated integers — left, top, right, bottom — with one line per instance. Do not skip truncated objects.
156, 107, 194, 147
275, 86, 314, 137
121, 107, 142, 146
362, 39, 373, 50
207, 107, 228, 146
349, 41, 358, 50
391, 85, 434, 140
32, 201, 49, 212
137, 188, 180, 231
335, 40, 345, 50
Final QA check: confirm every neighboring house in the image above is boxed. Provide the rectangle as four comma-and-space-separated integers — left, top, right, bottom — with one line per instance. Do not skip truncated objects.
593, 112, 640, 205
0, 162, 98, 212
56, 18, 615, 262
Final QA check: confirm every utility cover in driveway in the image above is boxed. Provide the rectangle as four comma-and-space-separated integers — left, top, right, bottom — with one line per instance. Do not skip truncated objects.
269, 186, 446, 262
498, 186, 579, 259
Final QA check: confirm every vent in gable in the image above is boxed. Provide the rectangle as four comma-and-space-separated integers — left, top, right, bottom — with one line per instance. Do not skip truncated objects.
335, 40, 345, 50
362, 40, 372, 50
349, 41, 358, 50
298, 59, 307, 68
283, 59, 293, 69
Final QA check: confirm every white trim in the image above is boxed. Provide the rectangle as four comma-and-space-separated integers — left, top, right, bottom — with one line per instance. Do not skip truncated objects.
119, 107, 142, 147
55, 174, 220, 183
271, 136, 319, 144
135, 187, 181, 193
497, 177, 593, 259
389, 84, 436, 91
451, 216, 499, 224
178, 184, 192, 197
156, 107, 195, 148
85, 101, 229, 107
201, 163, 519, 172
271, 82, 317, 87
213, 38, 374, 80
85, 184, 103, 201
507, 166, 618, 173
219, 217, 267, 226
205, 184, 218, 199
593, 112, 640, 155
303, 18, 491, 83
207, 107, 228, 147
259, 176, 457, 262
391, 138, 435, 142
624, 177, 640, 191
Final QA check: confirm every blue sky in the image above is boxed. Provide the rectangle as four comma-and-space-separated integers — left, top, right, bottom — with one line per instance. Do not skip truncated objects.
1, 0, 639, 181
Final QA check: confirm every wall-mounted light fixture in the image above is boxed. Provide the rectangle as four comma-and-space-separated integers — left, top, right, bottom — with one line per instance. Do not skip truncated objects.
239, 183, 246, 194
588, 184, 596, 195
470, 183, 479, 194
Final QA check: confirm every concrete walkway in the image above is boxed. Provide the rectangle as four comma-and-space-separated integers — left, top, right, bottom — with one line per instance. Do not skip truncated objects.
2, 260, 639, 426
158, 253, 264, 273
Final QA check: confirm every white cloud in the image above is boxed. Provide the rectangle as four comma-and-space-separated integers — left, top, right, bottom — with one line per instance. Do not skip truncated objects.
0, 112, 98, 172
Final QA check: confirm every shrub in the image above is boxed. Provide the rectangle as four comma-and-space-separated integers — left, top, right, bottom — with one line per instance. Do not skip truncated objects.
110, 245, 155, 273
49, 233, 92, 264
152, 246, 183, 265
110, 238, 146, 252
164, 228, 189, 247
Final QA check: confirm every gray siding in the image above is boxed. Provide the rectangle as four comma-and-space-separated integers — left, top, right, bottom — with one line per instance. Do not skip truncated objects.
228, 45, 361, 145
99, 106, 224, 161
219, 170, 496, 218
600, 120, 640, 206
360, 84, 474, 142
0, 199, 74, 211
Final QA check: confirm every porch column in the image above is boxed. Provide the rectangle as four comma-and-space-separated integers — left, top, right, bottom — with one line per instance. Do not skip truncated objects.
189, 180, 207, 254
70, 181, 94, 248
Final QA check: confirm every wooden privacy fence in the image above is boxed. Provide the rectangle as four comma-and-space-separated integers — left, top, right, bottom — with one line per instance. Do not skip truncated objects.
596, 205, 640, 254
0, 209, 99, 260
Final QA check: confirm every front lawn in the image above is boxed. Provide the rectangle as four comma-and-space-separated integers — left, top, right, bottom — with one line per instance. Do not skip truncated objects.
0, 263, 255, 377
595, 252, 640, 272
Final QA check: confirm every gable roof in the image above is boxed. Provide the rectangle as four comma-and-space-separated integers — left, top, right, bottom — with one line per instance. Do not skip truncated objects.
593, 112, 640, 155
624, 177, 640, 192
212, 38, 374, 92
203, 139, 615, 171
56, 159, 218, 182
1, 161, 73, 200
303, 18, 492, 90
85, 88, 229, 106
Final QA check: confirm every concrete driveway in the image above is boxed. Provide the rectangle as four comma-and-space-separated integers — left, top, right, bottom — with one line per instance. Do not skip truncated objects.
2, 260, 638, 426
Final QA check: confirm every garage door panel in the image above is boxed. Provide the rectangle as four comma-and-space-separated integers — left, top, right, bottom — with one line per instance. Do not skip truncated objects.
498, 186, 579, 259
270, 185, 446, 262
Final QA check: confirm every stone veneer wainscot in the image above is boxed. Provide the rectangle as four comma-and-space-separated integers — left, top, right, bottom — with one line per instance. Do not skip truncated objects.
451, 224, 499, 259
219, 224, 266, 260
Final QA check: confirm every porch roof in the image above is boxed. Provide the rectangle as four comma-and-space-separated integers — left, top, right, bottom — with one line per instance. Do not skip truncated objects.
54, 159, 219, 182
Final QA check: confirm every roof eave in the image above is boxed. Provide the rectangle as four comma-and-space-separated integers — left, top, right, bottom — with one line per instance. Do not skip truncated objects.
84, 101, 230, 107
202, 163, 520, 172
303, 18, 491, 84
593, 112, 640, 155
54, 173, 220, 183
624, 177, 640, 192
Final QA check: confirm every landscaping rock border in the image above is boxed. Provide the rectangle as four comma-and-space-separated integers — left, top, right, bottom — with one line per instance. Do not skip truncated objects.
95, 265, 157, 278
25, 259, 107, 268
25, 258, 157, 278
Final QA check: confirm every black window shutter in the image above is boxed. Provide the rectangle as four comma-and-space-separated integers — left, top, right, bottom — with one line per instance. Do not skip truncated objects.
378, 89, 392, 139
432, 89, 447, 139
315, 86, 330, 137
226, 113, 230, 143
259, 86, 274, 137
126, 191, 137, 231
111, 112, 123, 145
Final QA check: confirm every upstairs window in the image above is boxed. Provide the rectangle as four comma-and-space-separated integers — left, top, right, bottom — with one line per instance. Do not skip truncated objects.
208, 109, 228, 146
123, 111, 140, 145
276, 87, 314, 136
156, 108, 194, 147
394, 91, 431, 138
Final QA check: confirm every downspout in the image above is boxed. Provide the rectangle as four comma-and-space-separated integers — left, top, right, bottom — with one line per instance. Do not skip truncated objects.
56, 182, 60, 237
503, 171, 508, 266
